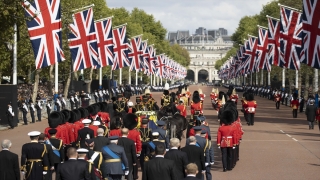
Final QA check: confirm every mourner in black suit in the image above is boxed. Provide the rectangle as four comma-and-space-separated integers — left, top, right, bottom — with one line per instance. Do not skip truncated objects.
182, 163, 201, 180
77, 119, 95, 148
164, 138, 188, 179
6, 103, 15, 129
21, 131, 49, 180
142, 143, 177, 180
93, 128, 110, 152
77, 148, 96, 180
47, 129, 65, 169
35, 101, 42, 122
181, 136, 205, 180
0, 139, 20, 180
38, 133, 55, 180
56, 147, 90, 180
117, 128, 137, 180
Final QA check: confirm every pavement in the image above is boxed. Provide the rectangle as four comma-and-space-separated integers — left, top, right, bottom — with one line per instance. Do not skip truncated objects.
0, 85, 319, 180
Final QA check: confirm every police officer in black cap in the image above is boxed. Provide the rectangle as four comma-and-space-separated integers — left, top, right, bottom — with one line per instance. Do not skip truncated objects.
152, 121, 169, 151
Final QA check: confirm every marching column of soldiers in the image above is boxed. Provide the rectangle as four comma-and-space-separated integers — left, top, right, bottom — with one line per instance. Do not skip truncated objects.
14, 82, 256, 180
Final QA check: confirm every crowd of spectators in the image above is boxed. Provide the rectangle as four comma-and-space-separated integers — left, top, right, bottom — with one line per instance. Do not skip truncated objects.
17, 82, 64, 101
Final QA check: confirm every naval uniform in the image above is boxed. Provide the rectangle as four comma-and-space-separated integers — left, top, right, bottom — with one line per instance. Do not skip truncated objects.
138, 126, 153, 170
152, 127, 169, 149
21, 141, 49, 180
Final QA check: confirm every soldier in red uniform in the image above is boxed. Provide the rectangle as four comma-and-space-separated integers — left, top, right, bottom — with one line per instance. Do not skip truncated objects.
109, 116, 122, 137
176, 99, 187, 118
217, 109, 237, 172
123, 113, 141, 179
199, 89, 205, 103
243, 93, 257, 126
291, 93, 299, 118
274, 91, 281, 109
216, 92, 226, 115
186, 88, 191, 106
210, 88, 217, 108
44, 111, 69, 145
229, 89, 239, 105
188, 91, 203, 138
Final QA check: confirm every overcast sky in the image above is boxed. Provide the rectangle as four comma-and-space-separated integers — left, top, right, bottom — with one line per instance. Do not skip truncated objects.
106, 0, 272, 36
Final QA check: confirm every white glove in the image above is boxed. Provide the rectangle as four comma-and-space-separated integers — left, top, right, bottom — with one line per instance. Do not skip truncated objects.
217, 146, 220, 149
136, 154, 140, 157
125, 171, 129, 175
233, 146, 236, 149
210, 162, 214, 165
166, 149, 169, 152
202, 170, 206, 173
43, 171, 47, 175
21, 171, 25, 175
205, 163, 209, 167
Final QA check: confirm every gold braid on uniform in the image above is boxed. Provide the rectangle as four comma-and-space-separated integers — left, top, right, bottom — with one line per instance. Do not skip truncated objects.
42, 144, 48, 171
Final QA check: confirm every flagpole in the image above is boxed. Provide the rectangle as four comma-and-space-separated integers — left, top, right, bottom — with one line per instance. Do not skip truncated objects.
315, 69, 318, 93
278, 3, 302, 12
153, 73, 156, 86
282, 68, 285, 90
295, 70, 298, 89
99, 68, 102, 89
250, 73, 252, 85
261, 70, 264, 86
255, 72, 258, 85
160, 77, 163, 86
128, 70, 131, 85
150, 74, 153, 86
55, 62, 58, 94
72, 4, 95, 12
119, 68, 122, 86
268, 71, 270, 87
135, 70, 138, 86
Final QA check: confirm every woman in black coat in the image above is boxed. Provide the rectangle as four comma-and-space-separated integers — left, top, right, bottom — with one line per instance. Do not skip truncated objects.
305, 99, 317, 129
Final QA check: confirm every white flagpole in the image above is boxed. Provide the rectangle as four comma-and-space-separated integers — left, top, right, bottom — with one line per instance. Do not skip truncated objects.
295, 70, 298, 89
150, 74, 153, 86
55, 63, 58, 93
282, 68, 285, 90
261, 70, 264, 86
99, 68, 102, 89
153, 73, 156, 86
255, 72, 258, 85
315, 69, 318, 93
128, 70, 131, 85
250, 73, 253, 85
160, 77, 163, 86
135, 70, 138, 86
119, 68, 122, 85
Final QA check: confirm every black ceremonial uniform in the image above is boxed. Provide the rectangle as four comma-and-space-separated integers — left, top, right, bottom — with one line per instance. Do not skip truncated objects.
39, 141, 55, 180
35, 103, 42, 122
145, 140, 164, 161
47, 137, 65, 169
87, 149, 103, 172
21, 142, 49, 180
56, 159, 90, 180
113, 100, 126, 115
138, 126, 153, 170
77, 127, 94, 148
135, 104, 145, 111
78, 158, 96, 180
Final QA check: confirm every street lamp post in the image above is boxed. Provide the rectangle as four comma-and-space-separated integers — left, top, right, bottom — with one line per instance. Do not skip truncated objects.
5, 39, 17, 85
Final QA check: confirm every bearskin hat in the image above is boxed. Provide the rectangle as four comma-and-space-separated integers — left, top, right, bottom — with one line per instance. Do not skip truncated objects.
224, 101, 238, 120
117, 93, 123, 98
293, 93, 298, 100
61, 109, 71, 123
123, 113, 138, 130
69, 111, 77, 123
101, 102, 108, 112
163, 90, 169, 96
221, 109, 235, 125
48, 111, 63, 128
72, 109, 81, 121
87, 105, 98, 116
136, 96, 141, 103
111, 97, 117, 102
78, 108, 89, 119
246, 93, 254, 101
219, 91, 225, 100
192, 91, 201, 103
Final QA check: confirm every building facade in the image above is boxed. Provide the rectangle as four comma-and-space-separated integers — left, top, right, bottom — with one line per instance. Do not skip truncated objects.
168, 27, 233, 82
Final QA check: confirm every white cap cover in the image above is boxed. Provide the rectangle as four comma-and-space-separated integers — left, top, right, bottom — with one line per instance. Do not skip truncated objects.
27, 131, 41, 136
92, 121, 101, 126
77, 148, 89, 153
82, 119, 92, 124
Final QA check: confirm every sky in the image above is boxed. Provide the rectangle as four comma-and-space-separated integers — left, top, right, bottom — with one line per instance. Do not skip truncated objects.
106, 0, 272, 36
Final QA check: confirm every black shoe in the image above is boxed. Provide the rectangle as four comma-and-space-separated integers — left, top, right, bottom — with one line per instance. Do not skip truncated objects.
36, 120, 40, 122
31, 122, 35, 123
223, 168, 227, 172
227, 168, 233, 171
23, 123, 28, 125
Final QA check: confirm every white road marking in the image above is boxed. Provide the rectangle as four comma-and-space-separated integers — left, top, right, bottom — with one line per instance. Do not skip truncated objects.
280, 130, 285, 133
286, 134, 292, 137
292, 138, 298, 142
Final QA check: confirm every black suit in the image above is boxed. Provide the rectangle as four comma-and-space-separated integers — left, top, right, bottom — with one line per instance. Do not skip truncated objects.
56, 159, 90, 180
93, 136, 110, 152
117, 137, 137, 180
0, 150, 20, 180
182, 176, 201, 180
164, 149, 188, 179
48, 138, 65, 167
77, 127, 94, 148
181, 145, 205, 179
142, 157, 177, 180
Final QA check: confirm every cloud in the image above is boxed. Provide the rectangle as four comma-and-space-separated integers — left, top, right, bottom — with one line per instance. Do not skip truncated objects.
106, 0, 272, 35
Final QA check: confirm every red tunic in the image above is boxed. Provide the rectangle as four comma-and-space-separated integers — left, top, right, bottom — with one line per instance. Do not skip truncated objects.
274, 94, 281, 102
191, 102, 203, 115
230, 94, 239, 103
316, 108, 320, 121
217, 124, 237, 147
127, 129, 142, 154
98, 112, 110, 126
176, 104, 187, 118
109, 129, 122, 137
128, 108, 133, 114
290, 100, 299, 110
44, 126, 65, 143
210, 93, 216, 100
65, 122, 76, 144
243, 101, 257, 114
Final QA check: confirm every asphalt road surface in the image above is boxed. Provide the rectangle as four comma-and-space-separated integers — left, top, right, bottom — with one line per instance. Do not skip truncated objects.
1, 85, 319, 180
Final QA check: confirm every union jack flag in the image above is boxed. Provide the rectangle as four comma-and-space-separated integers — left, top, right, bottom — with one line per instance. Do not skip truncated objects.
257, 27, 271, 71
69, 8, 99, 71
279, 6, 303, 70
128, 36, 143, 71
22, 0, 65, 69
148, 46, 157, 74
155, 54, 165, 77
267, 17, 283, 67
301, 0, 320, 69
244, 37, 258, 73
112, 25, 129, 70
95, 17, 113, 67
141, 41, 149, 73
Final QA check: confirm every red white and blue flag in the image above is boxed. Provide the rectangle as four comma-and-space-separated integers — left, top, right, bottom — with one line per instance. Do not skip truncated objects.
267, 17, 283, 67
95, 17, 113, 67
148, 45, 157, 74
112, 25, 129, 70
257, 27, 271, 71
301, 0, 320, 69
22, 0, 65, 69
156, 54, 165, 77
69, 8, 99, 71
141, 41, 150, 74
128, 36, 143, 71
244, 37, 258, 73
279, 6, 303, 70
